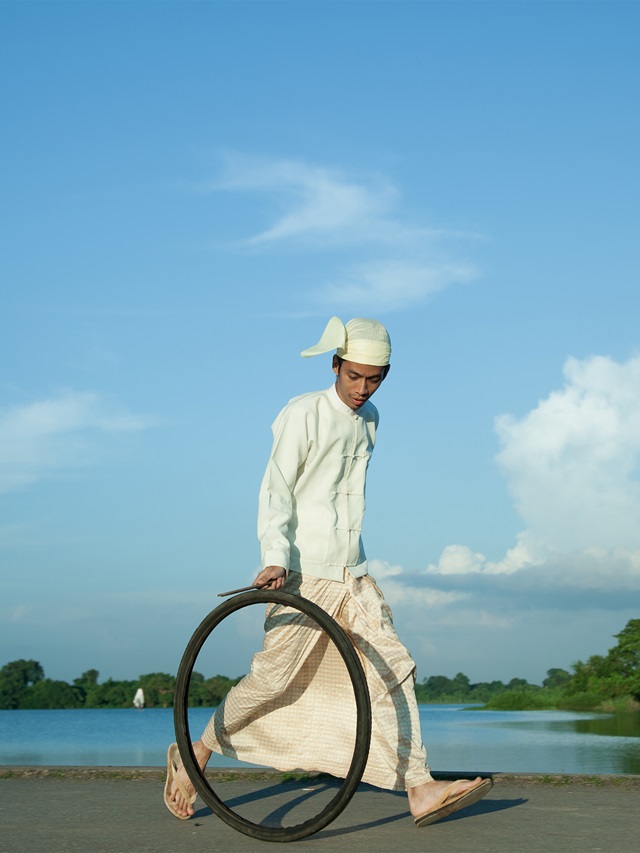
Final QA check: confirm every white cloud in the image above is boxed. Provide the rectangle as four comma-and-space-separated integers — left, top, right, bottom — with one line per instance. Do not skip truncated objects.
422, 542, 640, 596
0, 391, 152, 495
366, 354, 640, 679
425, 544, 488, 575
368, 559, 469, 608
365, 547, 640, 681
216, 154, 404, 247
422, 354, 640, 596
425, 533, 548, 577
313, 259, 475, 314
211, 153, 479, 313
495, 354, 640, 551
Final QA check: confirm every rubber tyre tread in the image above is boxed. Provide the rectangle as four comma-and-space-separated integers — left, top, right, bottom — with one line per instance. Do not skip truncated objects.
174, 590, 372, 842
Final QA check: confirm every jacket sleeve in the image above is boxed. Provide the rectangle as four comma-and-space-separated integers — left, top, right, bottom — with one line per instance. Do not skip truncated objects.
257, 402, 311, 572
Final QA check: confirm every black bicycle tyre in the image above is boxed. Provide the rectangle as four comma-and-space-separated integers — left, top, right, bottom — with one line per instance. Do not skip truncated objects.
174, 590, 372, 843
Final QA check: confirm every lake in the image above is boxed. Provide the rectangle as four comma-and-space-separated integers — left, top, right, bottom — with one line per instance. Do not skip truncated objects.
1, 704, 639, 775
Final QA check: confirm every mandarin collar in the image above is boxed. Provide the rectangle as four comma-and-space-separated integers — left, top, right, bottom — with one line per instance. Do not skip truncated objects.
327, 384, 360, 416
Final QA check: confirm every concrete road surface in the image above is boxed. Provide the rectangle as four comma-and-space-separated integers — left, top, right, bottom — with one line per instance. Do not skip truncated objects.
1, 768, 638, 853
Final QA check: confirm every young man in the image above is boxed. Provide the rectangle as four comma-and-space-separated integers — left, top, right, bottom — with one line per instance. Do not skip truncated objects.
165, 317, 491, 826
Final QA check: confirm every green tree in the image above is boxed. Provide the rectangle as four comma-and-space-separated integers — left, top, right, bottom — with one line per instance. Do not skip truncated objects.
85, 678, 137, 708
138, 672, 176, 708
188, 672, 236, 707
72, 669, 100, 705
74, 669, 99, 690
417, 675, 455, 700
568, 653, 616, 698
468, 680, 506, 702
607, 619, 640, 698
190, 674, 242, 707
415, 673, 483, 703
543, 668, 571, 690
0, 659, 45, 709
20, 679, 83, 709
452, 672, 471, 695
187, 671, 206, 706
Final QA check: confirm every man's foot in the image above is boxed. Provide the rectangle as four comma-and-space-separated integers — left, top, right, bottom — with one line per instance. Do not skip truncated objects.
408, 776, 492, 826
163, 740, 212, 820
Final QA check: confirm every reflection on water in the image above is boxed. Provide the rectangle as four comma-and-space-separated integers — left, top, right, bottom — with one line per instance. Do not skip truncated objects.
491, 710, 640, 740
1, 705, 639, 775
490, 710, 640, 775
550, 713, 640, 739
422, 706, 640, 776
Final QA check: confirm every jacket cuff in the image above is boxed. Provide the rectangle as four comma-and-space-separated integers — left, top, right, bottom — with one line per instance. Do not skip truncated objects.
263, 549, 290, 574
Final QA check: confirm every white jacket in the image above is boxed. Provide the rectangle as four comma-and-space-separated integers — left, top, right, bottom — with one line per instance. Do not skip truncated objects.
258, 385, 379, 581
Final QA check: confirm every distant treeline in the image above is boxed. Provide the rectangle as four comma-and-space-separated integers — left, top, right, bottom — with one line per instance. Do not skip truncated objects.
0, 666, 241, 711
417, 618, 640, 712
2, 619, 638, 713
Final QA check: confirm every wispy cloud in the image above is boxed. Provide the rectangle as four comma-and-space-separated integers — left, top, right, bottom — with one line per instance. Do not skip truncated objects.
216, 154, 401, 247
210, 153, 480, 314
0, 391, 153, 495
313, 259, 476, 313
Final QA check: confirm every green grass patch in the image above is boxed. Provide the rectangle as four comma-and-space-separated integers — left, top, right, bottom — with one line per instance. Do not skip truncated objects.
483, 689, 558, 711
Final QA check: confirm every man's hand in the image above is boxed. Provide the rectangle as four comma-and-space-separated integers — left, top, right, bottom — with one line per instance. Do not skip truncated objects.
254, 565, 286, 590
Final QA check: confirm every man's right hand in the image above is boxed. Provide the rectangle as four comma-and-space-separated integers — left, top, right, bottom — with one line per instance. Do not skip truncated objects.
254, 565, 286, 590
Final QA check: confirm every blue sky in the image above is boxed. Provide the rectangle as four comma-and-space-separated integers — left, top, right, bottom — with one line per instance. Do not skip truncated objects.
2, 1, 639, 688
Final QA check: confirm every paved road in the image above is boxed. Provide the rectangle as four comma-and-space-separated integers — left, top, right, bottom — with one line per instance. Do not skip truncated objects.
1, 769, 639, 852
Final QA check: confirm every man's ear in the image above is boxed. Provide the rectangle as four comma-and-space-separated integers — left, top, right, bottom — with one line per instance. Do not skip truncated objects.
382, 364, 391, 380
332, 355, 341, 374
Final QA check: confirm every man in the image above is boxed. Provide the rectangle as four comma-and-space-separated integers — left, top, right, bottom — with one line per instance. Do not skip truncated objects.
165, 316, 491, 826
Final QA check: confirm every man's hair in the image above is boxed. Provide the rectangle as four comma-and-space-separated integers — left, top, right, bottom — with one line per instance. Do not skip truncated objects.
335, 356, 390, 379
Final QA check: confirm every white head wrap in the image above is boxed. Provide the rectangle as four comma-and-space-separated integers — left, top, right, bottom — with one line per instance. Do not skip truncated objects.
300, 316, 391, 367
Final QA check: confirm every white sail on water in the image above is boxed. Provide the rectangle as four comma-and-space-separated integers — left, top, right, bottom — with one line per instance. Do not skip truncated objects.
133, 688, 145, 709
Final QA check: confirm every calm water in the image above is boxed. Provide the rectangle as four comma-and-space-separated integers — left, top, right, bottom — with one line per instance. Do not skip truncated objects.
1, 704, 639, 775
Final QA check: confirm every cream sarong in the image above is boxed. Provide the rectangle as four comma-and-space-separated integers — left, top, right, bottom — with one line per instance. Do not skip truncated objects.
201, 572, 431, 791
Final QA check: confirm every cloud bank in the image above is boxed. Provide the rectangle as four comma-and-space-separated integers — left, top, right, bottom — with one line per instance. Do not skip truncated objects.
367, 354, 640, 679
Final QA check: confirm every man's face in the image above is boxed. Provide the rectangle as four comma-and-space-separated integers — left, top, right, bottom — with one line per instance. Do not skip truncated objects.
333, 356, 389, 410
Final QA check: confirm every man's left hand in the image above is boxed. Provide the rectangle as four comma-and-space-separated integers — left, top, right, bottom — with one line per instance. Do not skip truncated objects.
254, 565, 286, 590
